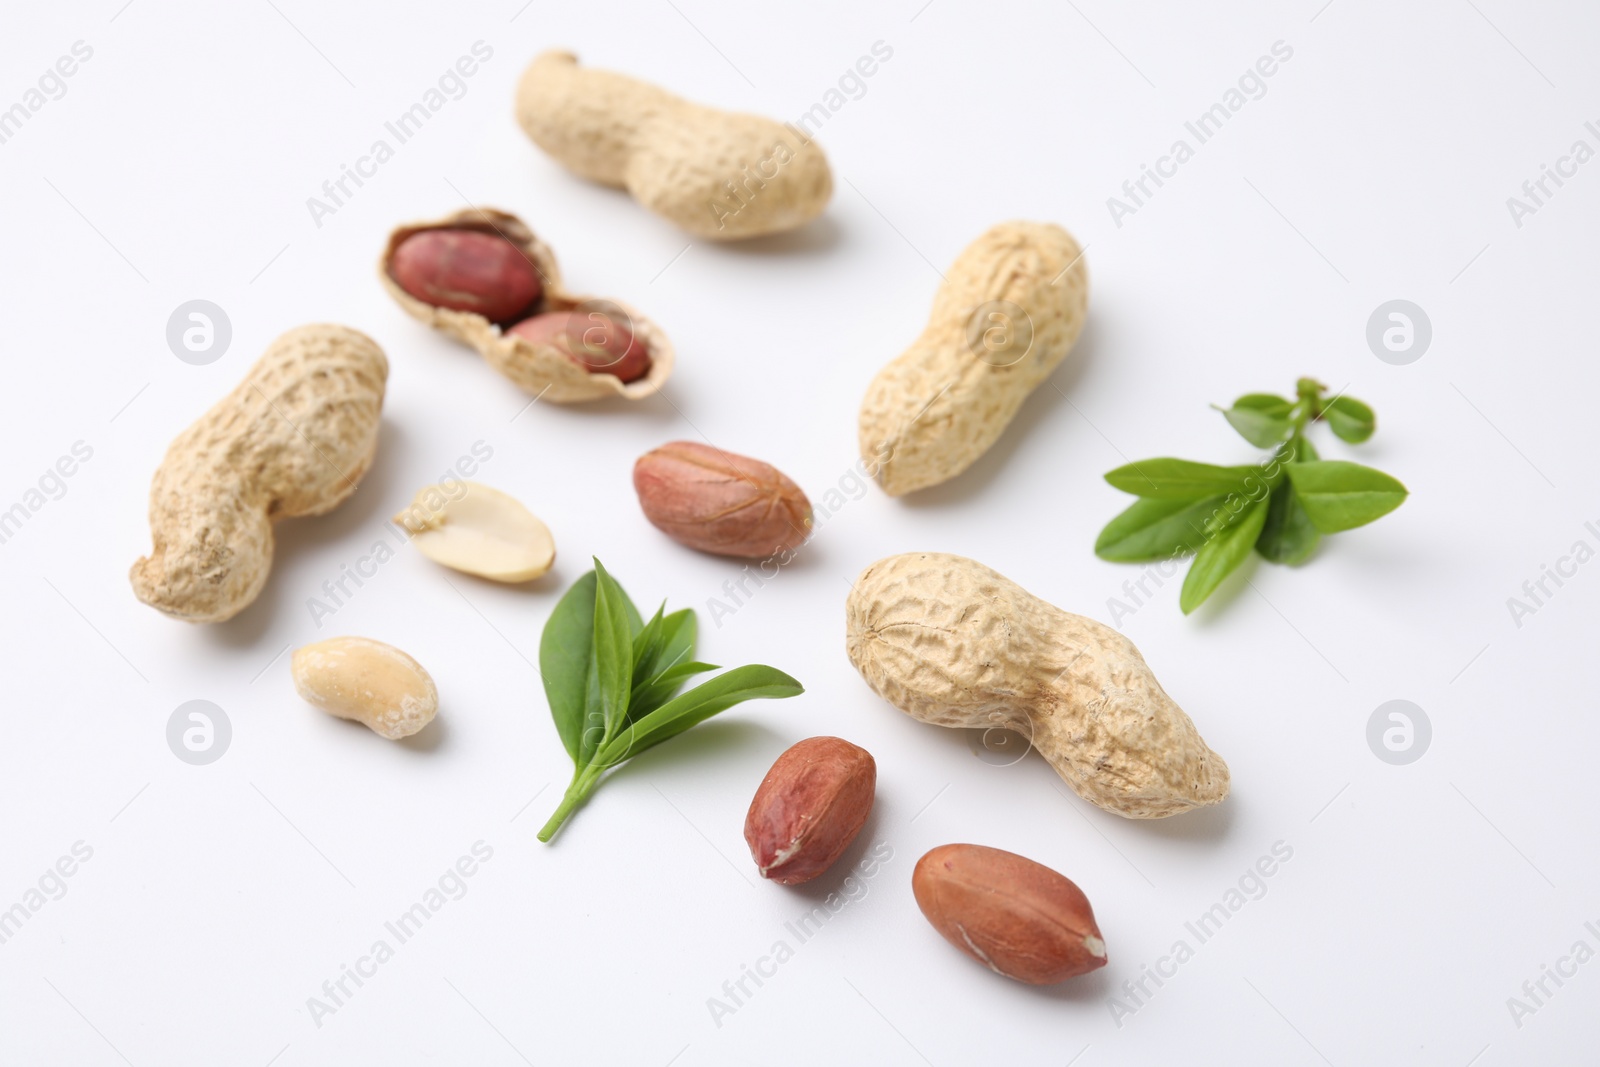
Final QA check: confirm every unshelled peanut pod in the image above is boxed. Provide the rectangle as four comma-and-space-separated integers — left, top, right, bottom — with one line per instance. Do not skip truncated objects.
859, 221, 1088, 495
131, 325, 387, 623
515, 50, 833, 240
846, 552, 1229, 818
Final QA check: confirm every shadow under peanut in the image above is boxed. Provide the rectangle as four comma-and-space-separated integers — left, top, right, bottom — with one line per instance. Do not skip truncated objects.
532, 388, 683, 425
303, 702, 449, 754
919, 722, 1238, 845
701, 214, 844, 259
780, 792, 889, 904
627, 717, 782, 779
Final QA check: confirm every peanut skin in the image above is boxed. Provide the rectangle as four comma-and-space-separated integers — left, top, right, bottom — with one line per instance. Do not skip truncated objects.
391, 229, 543, 323
131, 325, 387, 623
745, 737, 876, 885
633, 441, 812, 559
508, 309, 651, 383
913, 844, 1106, 984
845, 553, 1229, 818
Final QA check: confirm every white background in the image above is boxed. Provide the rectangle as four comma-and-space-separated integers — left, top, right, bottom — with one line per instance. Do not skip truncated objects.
1, 0, 1596, 1063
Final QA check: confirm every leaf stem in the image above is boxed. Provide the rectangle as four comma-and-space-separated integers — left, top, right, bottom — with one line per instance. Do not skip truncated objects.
1293, 378, 1325, 432
537, 763, 605, 843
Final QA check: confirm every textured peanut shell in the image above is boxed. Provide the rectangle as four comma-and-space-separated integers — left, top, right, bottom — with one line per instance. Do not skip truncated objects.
913, 843, 1106, 984
379, 207, 674, 403
130, 325, 387, 623
859, 222, 1089, 496
515, 50, 832, 240
845, 553, 1229, 818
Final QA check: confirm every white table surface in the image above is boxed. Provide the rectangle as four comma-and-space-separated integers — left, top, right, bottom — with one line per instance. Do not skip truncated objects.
2, 1, 1595, 1063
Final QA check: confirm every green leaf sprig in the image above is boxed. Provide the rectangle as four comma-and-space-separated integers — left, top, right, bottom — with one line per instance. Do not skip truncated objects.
1095, 378, 1407, 614
536, 559, 803, 842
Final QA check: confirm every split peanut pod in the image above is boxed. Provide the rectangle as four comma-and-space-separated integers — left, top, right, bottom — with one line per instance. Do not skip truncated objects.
394, 481, 555, 582
515, 49, 832, 240
130, 325, 387, 623
859, 221, 1089, 495
379, 206, 674, 403
845, 553, 1229, 818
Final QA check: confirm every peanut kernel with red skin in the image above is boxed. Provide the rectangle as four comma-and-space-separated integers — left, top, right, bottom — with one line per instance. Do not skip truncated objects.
508, 310, 651, 383
745, 737, 876, 885
913, 843, 1107, 985
633, 441, 812, 559
391, 229, 543, 323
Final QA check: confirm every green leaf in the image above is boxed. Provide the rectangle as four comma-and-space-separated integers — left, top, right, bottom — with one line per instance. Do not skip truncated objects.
1255, 482, 1321, 564
591, 559, 635, 742
1321, 396, 1376, 444
1255, 433, 1321, 564
630, 661, 721, 720
642, 660, 720, 688
578, 649, 605, 767
627, 607, 703, 721
1286, 461, 1407, 533
596, 665, 803, 767
1218, 394, 1294, 448
631, 602, 667, 679
660, 608, 696, 664
1180, 497, 1269, 613
636, 608, 696, 683
539, 570, 596, 765
1095, 496, 1225, 562
621, 590, 644, 636
1104, 459, 1259, 499
1236, 393, 1294, 414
